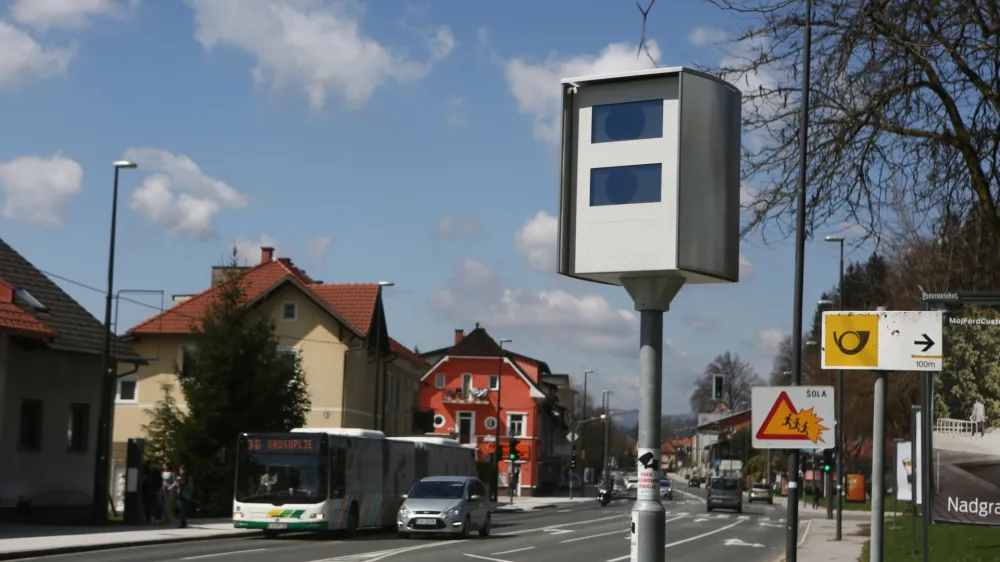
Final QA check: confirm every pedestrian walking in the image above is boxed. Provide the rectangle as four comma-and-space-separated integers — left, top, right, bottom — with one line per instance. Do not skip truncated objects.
971, 400, 986, 437
161, 462, 176, 522
176, 464, 193, 529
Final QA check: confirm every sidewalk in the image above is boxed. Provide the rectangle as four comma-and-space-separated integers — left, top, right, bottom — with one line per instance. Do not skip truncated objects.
491, 495, 593, 513
792, 516, 869, 561
0, 519, 251, 560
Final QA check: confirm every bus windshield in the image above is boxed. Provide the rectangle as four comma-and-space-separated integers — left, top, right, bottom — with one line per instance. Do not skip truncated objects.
235, 437, 327, 504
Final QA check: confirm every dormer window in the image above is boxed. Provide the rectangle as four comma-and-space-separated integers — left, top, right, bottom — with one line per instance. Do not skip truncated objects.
281, 302, 298, 321
16, 289, 47, 312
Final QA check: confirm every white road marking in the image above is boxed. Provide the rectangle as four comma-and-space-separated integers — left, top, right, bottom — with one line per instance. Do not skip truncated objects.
313, 540, 467, 561
558, 509, 571, 513
505, 514, 627, 536
714, 514, 730, 519
798, 519, 813, 546
464, 555, 512, 562
182, 550, 267, 560
560, 515, 686, 544
674, 488, 707, 503
491, 547, 536, 555
606, 517, 748, 561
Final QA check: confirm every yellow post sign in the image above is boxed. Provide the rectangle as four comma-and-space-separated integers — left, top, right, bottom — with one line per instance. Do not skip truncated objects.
823, 313, 879, 368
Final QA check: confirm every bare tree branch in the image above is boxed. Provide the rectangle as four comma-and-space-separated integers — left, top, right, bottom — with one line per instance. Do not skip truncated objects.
636, 0, 660, 67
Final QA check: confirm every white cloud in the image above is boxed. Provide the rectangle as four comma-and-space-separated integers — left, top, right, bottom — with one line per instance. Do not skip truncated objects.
307, 235, 332, 265
0, 153, 83, 227
688, 26, 728, 47
445, 96, 466, 125
430, 258, 640, 356
739, 253, 754, 280
749, 328, 784, 356
232, 233, 278, 264
514, 210, 557, 274
435, 216, 482, 239
503, 41, 661, 146
10, 0, 137, 30
683, 315, 716, 333
0, 22, 76, 90
186, 0, 454, 111
124, 147, 248, 239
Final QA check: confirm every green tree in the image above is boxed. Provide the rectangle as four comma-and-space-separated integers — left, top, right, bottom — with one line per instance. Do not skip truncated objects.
142, 381, 184, 466
145, 250, 310, 515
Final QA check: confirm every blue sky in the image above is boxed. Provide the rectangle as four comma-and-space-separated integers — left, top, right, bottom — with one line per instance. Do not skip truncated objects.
0, 0, 869, 414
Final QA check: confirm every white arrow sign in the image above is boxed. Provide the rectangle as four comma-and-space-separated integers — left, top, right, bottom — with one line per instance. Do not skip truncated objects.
759, 521, 783, 528
724, 538, 764, 547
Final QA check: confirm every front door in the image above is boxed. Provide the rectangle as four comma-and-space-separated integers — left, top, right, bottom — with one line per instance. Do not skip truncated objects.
457, 412, 474, 444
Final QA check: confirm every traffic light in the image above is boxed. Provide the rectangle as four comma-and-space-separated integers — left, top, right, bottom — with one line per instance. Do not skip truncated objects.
571, 450, 577, 469
509, 438, 520, 461
712, 374, 724, 401
822, 449, 833, 472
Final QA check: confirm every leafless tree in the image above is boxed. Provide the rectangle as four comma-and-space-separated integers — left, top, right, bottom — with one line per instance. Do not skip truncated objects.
690, 352, 764, 412
683, 0, 1000, 245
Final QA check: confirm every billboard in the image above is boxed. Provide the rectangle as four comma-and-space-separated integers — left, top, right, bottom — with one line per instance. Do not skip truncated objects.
845, 473, 866, 503
896, 409, 923, 504
932, 302, 1000, 526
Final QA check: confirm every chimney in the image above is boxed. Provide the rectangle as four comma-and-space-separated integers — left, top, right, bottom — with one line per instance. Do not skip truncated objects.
261, 247, 275, 264
454, 329, 464, 344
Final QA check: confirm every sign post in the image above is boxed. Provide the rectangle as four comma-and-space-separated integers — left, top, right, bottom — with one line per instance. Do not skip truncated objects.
820, 310, 942, 562
557, 67, 742, 562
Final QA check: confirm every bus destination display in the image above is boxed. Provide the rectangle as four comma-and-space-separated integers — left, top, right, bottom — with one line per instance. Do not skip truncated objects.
246, 436, 319, 453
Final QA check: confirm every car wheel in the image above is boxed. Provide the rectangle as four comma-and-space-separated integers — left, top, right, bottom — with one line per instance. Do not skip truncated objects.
460, 516, 471, 539
263, 530, 278, 539
479, 514, 491, 537
737, 504, 743, 514
706, 506, 713, 513
344, 505, 359, 539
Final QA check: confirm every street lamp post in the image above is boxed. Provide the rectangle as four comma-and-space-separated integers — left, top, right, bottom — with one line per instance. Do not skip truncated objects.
92, 160, 137, 524
493, 338, 512, 502
825, 234, 846, 540
602, 390, 612, 479
580, 369, 592, 489
371, 281, 394, 432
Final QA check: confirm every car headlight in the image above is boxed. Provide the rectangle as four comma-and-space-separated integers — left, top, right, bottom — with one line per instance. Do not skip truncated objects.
446, 507, 462, 517
233, 512, 244, 519
398, 506, 411, 517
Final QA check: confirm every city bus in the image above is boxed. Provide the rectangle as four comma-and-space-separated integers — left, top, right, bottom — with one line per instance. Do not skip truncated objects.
232, 428, 476, 537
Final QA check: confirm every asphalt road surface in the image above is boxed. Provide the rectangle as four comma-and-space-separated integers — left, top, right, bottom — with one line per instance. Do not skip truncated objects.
26, 489, 790, 562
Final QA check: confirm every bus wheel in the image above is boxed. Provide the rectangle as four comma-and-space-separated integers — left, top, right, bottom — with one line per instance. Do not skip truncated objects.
344, 505, 359, 539
263, 530, 278, 539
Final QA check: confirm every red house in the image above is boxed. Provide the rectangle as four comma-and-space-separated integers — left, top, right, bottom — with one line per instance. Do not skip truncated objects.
419, 325, 567, 497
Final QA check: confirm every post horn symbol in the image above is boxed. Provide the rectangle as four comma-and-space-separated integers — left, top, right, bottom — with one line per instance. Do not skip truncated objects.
833, 331, 870, 355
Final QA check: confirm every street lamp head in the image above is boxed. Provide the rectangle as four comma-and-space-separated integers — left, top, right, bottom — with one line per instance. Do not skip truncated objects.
824, 235, 845, 242
817, 299, 835, 307
499, 338, 512, 344
805, 340, 818, 346
584, 369, 594, 375
113, 160, 137, 169
377, 281, 394, 287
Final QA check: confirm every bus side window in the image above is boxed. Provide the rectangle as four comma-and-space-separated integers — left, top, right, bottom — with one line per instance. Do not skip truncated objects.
330, 446, 347, 499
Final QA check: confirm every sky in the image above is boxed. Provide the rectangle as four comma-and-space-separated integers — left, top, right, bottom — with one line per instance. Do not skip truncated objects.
0, 0, 870, 415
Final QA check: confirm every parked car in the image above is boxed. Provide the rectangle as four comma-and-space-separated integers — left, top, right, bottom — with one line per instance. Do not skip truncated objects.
749, 483, 773, 504
706, 476, 743, 513
397, 476, 491, 538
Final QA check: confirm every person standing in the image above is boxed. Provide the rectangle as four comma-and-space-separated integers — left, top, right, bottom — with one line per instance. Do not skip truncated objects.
161, 463, 176, 522
175, 465, 193, 529
971, 400, 986, 438
142, 461, 162, 524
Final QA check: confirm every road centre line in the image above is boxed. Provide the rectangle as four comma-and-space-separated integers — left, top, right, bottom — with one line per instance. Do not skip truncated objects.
560, 515, 688, 544
182, 549, 267, 560
605, 517, 748, 562
491, 546, 536, 555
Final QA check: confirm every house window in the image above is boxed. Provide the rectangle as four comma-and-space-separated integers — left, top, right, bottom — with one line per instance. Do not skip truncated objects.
67, 403, 89, 452
488, 375, 499, 391
277, 347, 300, 370
116, 376, 138, 403
282, 302, 298, 321
507, 413, 525, 438
462, 373, 472, 400
178, 345, 197, 376
435, 373, 445, 389
19, 399, 43, 451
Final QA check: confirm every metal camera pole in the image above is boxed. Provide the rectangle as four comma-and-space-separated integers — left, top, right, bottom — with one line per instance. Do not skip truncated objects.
623, 277, 684, 562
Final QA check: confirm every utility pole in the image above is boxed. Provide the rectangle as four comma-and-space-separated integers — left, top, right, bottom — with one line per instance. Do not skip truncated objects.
786, 1, 813, 559
581, 369, 592, 490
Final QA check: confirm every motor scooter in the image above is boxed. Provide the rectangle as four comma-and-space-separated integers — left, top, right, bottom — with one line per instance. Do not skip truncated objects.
597, 482, 612, 506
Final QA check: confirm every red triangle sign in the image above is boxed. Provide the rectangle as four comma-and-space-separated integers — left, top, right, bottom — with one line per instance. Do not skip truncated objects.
755, 391, 803, 440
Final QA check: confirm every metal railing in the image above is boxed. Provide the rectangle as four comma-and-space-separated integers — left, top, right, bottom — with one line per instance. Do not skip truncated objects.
935, 418, 977, 437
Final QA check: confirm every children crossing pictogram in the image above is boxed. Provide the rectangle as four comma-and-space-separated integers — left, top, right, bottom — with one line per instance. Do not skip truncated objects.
752, 386, 835, 449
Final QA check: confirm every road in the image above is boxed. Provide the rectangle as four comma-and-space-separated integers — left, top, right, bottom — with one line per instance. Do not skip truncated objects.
25, 489, 789, 562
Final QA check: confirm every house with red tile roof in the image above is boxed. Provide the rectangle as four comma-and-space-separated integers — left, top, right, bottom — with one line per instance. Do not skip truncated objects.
418, 326, 570, 497
112, 246, 424, 465
0, 238, 143, 523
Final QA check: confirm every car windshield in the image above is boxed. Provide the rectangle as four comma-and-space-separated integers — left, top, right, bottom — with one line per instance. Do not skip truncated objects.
711, 478, 740, 490
752, 484, 769, 490
408, 480, 466, 499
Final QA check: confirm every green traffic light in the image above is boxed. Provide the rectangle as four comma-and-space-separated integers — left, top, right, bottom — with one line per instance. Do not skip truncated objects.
509, 453, 515, 460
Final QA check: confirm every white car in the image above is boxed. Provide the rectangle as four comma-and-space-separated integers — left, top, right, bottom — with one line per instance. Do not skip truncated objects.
625, 476, 638, 491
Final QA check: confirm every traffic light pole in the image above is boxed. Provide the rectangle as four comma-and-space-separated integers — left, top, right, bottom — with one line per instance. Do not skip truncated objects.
870, 369, 888, 562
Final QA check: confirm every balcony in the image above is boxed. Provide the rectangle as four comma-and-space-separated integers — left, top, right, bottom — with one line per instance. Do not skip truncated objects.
441, 387, 492, 405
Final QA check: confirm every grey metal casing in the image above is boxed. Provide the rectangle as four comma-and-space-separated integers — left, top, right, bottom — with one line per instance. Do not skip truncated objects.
557, 67, 742, 286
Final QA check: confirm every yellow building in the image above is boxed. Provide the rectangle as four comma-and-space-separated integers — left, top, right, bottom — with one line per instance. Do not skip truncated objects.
111, 247, 424, 470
